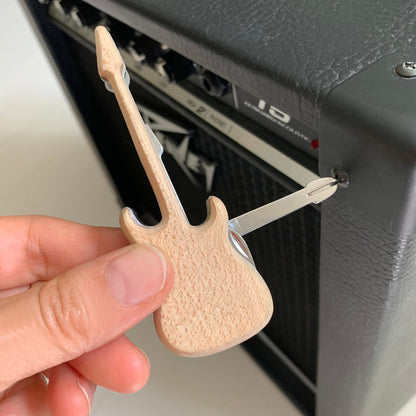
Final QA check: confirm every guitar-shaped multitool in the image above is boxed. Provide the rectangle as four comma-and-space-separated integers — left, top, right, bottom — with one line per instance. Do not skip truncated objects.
95, 26, 337, 357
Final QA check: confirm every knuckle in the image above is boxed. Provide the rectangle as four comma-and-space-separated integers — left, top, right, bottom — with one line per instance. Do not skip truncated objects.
38, 278, 93, 355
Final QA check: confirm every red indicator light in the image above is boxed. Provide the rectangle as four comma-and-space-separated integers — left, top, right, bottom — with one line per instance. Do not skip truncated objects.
310, 139, 319, 149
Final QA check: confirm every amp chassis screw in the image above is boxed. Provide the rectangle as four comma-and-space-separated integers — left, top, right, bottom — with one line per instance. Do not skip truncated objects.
395, 62, 416, 78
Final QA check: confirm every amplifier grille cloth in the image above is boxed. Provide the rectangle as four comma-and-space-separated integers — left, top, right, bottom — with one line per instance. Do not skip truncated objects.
187, 129, 321, 381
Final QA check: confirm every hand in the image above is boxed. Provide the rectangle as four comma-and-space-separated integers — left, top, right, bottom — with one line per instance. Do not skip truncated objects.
0, 216, 174, 415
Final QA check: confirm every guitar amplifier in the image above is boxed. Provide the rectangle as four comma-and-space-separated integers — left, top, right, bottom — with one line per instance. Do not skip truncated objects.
21, 1, 416, 415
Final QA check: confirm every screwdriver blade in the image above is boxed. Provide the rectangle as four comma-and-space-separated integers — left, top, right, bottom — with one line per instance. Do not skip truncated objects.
228, 177, 338, 236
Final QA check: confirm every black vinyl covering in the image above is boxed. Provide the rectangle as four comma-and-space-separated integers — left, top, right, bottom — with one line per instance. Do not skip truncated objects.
86, 0, 416, 131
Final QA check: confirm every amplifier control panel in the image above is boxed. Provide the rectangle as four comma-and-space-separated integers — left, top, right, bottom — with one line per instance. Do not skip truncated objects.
43, 0, 319, 186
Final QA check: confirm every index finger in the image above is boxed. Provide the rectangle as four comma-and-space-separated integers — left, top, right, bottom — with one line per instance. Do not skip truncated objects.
0, 216, 128, 289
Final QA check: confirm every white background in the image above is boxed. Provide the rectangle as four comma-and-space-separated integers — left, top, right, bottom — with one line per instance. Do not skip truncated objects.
0, 1, 414, 415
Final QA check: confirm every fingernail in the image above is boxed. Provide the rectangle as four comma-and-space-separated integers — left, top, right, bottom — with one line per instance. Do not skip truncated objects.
106, 245, 167, 305
78, 377, 96, 411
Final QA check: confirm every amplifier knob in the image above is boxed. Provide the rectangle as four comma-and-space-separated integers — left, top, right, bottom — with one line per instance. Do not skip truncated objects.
70, 4, 102, 28
154, 51, 194, 83
128, 36, 167, 65
52, 0, 77, 15
108, 20, 136, 49
127, 41, 146, 65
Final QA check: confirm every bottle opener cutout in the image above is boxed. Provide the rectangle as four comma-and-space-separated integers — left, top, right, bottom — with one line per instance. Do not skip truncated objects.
94, 26, 337, 356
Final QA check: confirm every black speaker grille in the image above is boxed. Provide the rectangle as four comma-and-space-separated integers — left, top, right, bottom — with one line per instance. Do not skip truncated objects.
187, 129, 321, 382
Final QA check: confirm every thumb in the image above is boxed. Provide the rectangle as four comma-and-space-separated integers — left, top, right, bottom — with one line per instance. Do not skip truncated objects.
0, 244, 173, 391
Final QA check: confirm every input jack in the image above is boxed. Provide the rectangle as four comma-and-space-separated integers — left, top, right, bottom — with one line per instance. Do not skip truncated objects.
199, 70, 230, 97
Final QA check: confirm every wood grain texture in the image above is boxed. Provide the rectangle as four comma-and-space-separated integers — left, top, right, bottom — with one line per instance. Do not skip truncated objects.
95, 26, 273, 356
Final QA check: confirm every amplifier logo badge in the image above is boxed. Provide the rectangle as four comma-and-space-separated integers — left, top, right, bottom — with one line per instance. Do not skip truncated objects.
258, 99, 291, 123
140, 105, 216, 193
235, 87, 318, 153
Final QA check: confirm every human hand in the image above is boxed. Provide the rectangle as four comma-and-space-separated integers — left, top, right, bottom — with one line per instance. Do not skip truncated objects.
0, 216, 174, 415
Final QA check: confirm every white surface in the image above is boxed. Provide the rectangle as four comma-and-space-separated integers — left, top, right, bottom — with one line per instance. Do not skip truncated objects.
2, 1, 416, 415
0, 2, 299, 415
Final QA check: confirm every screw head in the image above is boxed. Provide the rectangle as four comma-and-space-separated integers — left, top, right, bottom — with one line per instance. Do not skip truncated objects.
331, 167, 350, 188
395, 62, 416, 78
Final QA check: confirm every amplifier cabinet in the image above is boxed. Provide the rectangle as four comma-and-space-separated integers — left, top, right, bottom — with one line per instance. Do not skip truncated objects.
21, 1, 416, 415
